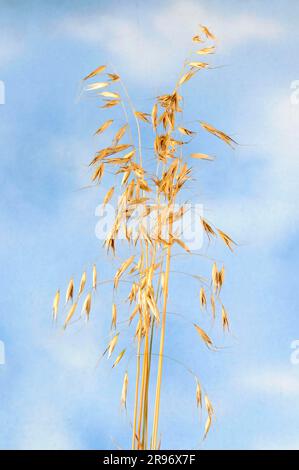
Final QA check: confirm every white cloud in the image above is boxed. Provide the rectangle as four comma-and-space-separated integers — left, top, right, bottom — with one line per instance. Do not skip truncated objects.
210, 96, 299, 248
237, 367, 299, 396
17, 405, 81, 450
59, 0, 282, 84
210, 13, 282, 51
0, 29, 23, 66
254, 437, 299, 450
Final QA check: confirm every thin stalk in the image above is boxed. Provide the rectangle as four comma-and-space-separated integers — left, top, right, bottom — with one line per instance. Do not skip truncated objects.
132, 329, 141, 449
137, 335, 147, 448
137, 238, 159, 448
151, 209, 173, 449
141, 326, 150, 448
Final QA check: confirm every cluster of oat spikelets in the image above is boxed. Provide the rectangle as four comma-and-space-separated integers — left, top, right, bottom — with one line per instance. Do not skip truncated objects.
52, 24, 236, 450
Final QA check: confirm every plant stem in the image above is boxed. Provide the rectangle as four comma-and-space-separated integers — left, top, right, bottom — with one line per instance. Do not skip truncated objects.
132, 329, 141, 449
151, 210, 173, 449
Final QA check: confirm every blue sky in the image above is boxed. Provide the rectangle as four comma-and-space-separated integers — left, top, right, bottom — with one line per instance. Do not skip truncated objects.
1, 0, 299, 450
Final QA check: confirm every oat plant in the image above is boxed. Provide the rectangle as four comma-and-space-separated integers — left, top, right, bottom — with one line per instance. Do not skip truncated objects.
52, 25, 236, 450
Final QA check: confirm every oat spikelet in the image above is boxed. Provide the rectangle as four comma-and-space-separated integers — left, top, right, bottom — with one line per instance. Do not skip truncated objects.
86, 82, 109, 91
82, 293, 92, 320
114, 255, 135, 289
100, 91, 120, 99
83, 65, 106, 81
92, 163, 104, 182
200, 25, 216, 40
204, 415, 212, 440
210, 294, 216, 319
64, 302, 78, 329
78, 271, 87, 297
188, 61, 209, 69
151, 104, 158, 130
194, 324, 213, 349
101, 99, 120, 108
218, 265, 225, 291
201, 217, 216, 240
107, 333, 119, 358
191, 153, 214, 161
200, 121, 237, 147
121, 371, 129, 409
173, 237, 191, 253
192, 35, 204, 43
205, 394, 214, 416
92, 264, 97, 290
221, 304, 229, 331
107, 73, 120, 82
113, 124, 128, 145
212, 262, 218, 293
52, 290, 60, 321
179, 70, 196, 86
196, 46, 215, 55
200, 287, 207, 309
112, 348, 125, 368
217, 229, 236, 251
178, 127, 195, 136
203, 394, 214, 439
103, 186, 115, 207
65, 278, 74, 304
94, 119, 113, 136
111, 303, 117, 330
135, 111, 150, 123
196, 379, 202, 408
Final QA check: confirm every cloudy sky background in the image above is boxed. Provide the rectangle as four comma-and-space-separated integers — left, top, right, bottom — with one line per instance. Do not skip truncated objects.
1, 0, 299, 449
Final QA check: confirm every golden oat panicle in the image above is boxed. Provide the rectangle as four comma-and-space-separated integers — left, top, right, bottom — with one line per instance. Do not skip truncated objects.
53, 24, 236, 449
